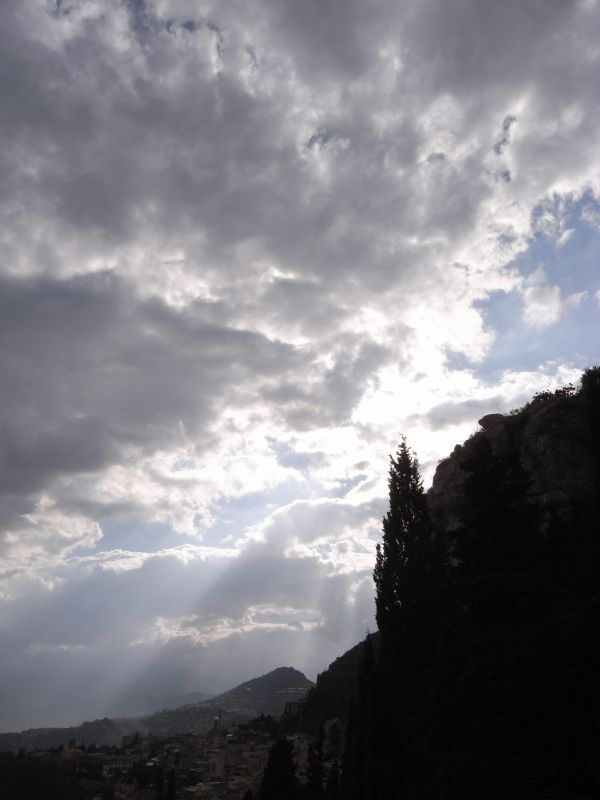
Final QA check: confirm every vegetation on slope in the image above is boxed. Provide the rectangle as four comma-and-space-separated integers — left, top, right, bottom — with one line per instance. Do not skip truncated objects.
339, 367, 600, 800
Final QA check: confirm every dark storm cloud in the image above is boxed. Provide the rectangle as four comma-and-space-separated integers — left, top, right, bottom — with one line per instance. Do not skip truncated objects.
2, 0, 598, 290
265, 0, 395, 81
405, 0, 584, 115
0, 0, 472, 294
0, 270, 305, 524
1, 0, 596, 327
0, 267, 388, 572
0, 0, 302, 262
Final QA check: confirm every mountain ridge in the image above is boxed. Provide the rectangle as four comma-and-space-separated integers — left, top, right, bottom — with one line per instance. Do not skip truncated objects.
0, 666, 314, 752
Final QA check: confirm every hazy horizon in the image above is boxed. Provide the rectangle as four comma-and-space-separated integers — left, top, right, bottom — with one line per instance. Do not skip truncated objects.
0, 665, 307, 733
1, 0, 600, 734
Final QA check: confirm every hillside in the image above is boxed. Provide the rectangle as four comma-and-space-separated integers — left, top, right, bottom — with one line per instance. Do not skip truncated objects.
282, 635, 379, 733
211, 666, 313, 708
0, 667, 313, 751
124, 666, 314, 736
339, 368, 600, 800
0, 717, 124, 753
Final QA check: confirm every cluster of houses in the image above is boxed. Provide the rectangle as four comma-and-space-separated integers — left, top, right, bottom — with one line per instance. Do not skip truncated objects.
57, 721, 316, 799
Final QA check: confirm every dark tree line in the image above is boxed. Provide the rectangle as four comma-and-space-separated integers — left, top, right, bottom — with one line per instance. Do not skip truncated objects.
260, 727, 340, 800
0, 750, 81, 800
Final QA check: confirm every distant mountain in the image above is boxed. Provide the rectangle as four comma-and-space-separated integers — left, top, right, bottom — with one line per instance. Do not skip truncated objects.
120, 666, 314, 737
213, 666, 313, 705
0, 689, 214, 733
109, 690, 212, 717
0, 717, 124, 753
0, 667, 313, 751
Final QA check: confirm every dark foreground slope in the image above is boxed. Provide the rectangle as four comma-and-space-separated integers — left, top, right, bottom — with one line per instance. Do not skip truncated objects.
342, 369, 600, 800
281, 635, 379, 734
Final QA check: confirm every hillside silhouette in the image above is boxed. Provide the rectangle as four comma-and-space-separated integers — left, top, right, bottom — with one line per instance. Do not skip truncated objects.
333, 367, 600, 799
270, 368, 600, 799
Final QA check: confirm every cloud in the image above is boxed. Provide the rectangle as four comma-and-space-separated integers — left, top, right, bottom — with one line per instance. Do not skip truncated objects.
0, 529, 376, 728
245, 494, 383, 573
69, 543, 239, 574
146, 604, 324, 648
1, 0, 600, 725
521, 266, 587, 328
0, 499, 101, 583
420, 397, 505, 431
0, 270, 321, 571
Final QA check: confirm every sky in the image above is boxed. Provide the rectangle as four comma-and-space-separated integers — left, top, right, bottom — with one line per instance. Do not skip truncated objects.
1, 0, 600, 731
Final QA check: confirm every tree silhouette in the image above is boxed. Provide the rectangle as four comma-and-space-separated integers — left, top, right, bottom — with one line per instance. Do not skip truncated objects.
373, 437, 435, 662
260, 738, 297, 800
369, 438, 440, 798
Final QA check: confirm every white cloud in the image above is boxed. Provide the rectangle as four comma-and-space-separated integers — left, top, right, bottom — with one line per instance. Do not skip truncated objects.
145, 604, 325, 648
557, 227, 576, 246
0, 498, 101, 582
69, 543, 239, 574
522, 266, 587, 328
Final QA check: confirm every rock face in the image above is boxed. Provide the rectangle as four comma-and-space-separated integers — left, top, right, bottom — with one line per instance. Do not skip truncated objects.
428, 392, 600, 547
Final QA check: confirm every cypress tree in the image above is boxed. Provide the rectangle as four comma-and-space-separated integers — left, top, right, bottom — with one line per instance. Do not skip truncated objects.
370, 438, 438, 799
373, 437, 434, 661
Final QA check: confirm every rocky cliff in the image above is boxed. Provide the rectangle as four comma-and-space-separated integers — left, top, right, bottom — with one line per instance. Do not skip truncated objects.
428, 384, 600, 553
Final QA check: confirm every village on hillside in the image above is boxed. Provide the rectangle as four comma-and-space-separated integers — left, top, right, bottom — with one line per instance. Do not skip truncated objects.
0, 713, 343, 800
